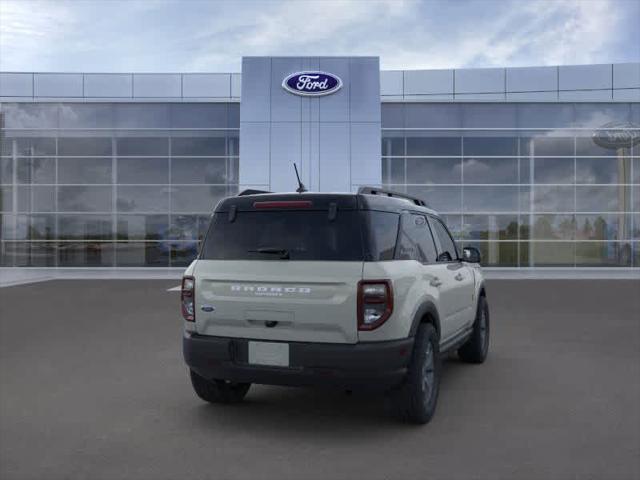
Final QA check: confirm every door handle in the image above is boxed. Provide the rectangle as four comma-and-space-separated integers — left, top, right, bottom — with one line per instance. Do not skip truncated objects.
430, 277, 442, 287
454, 273, 464, 281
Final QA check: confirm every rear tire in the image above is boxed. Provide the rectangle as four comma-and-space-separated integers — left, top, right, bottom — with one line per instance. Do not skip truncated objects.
458, 295, 490, 364
387, 323, 440, 424
189, 370, 251, 404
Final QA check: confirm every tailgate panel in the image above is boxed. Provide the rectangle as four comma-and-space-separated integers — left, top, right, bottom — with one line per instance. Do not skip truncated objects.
194, 260, 363, 344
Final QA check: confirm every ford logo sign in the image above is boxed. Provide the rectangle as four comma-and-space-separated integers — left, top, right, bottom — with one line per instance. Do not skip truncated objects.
282, 71, 342, 97
592, 121, 640, 149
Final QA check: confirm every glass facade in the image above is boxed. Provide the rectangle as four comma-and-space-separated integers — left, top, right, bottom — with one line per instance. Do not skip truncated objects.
0, 103, 239, 267
382, 103, 640, 267
1, 101, 638, 268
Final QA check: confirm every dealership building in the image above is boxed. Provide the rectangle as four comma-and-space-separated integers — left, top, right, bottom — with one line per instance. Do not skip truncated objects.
0, 57, 639, 273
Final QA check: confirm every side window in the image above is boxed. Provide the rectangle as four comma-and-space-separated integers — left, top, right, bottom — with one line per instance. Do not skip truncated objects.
395, 213, 437, 263
364, 211, 400, 261
429, 217, 458, 262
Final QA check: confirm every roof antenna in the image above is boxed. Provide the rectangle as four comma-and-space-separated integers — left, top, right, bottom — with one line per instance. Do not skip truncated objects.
293, 163, 307, 193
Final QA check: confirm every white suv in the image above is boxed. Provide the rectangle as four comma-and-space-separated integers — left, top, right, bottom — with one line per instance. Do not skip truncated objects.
182, 187, 489, 424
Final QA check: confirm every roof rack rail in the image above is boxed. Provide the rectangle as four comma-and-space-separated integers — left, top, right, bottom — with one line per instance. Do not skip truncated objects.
357, 186, 428, 207
238, 189, 271, 196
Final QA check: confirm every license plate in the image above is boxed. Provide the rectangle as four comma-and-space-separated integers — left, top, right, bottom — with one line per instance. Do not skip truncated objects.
248, 341, 289, 367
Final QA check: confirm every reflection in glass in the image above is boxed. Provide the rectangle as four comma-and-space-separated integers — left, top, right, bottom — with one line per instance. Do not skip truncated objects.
58, 157, 112, 184
576, 157, 631, 184
527, 214, 575, 240
462, 157, 518, 184
0, 187, 12, 211
116, 215, 168, 240
169, 215, 210, 241
406, 158, 461, 184
170, 186, 228, 213
170, 242, 199, 267
576, 185, 628, 212
463, 215, 518, 240
116, 137, 169, 156
17, 185, 56, 212
117, 158, 168, 184
171, 158, 228, 184
171, 137, 226, 156
58, 242, 114, 267
382, 158, 405, 185
533, 157, 574, 184
381, 135, 404, 156
532, 186, 574, 212
575, 214, 631, 241
406, 136, 461, 156
463, 186, 520, 213
117, 186, 169, 213
16, 158, 55, 184
405, 186, 462, 213
13, 214, 56, 240
58, 137, 112, 156
13, 137, 56, 156
58, 186, 112, 212
0, 158, 12, 184
575, 242, 632, 267
463, 137, 518, 156
12, 242, 57, 267
115, 242, 169, 267
526, 242, 575, 266
58, 214, 112, 240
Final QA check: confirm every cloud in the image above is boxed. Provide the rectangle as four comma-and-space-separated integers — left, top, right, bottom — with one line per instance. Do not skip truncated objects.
0, 0, 637, 72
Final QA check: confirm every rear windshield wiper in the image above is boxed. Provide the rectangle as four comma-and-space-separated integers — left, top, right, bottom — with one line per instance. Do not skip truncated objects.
247, 247, 290, 260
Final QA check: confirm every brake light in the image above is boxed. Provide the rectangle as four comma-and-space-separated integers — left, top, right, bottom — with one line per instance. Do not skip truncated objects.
181, 276, 195, 322
357, 280, 393, 331
253, 200, 312, 209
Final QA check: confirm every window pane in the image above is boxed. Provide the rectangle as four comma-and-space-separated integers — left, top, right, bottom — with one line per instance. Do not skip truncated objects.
16, 157, 55, 184
0, 187, 12, 211
0, 157, 12, 184
462, 157, 518, 184
462, 215, 519, 240
576, 157, 632, 184
58, 242, 114, 267
442, 214, 462, 240
406, 158, 461, 184
12, 214, 56, 240
14, 137, 56, 156
58, 137, 112, 156
170, 186, 227, 213
381, 104, 404, 128
463, 186, 520, 213
464, 241, 518, 267
58, 215, 112, 240
170, 104, 228, 128
429, 217, 457, 261
59, 104, 114, 128
381, 135, 404, 156
633, 158, 640, 183
116, 137, 169, 156
576, 136, 623, 157
576, 185, 628, 212
17, 185, 55, 212
527, 242, 575, 266
1, 104, 58, 129
395, 214, 436, 262
382, 158, 405, 184
532, 186, 574, 212
526, 214, 575, 240
117, 215, 169, 240
576, 214, 631, 241
405, 104, 461, 128
12, 242, 57, 267
58, 186, 112, 212
170, 242, 199, 267
171, 137, 226, 156
169, 215, 210, 241
533, 158, 575, 184
406, 186, 461, 213
59, 157, 112, 184
171, 158, 228, 184
463, 137, 518, 156
113, 104, 170, 128
527, 137, 574, 157
115, 242, 169, 267
406, 136, 461, 156
117, 186, 169, 213
575, 242, 632, 267
362, 211, 399, 261
117, 158, 168, 184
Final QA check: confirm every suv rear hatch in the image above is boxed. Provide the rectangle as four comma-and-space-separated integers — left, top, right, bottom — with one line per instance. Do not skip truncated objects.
193, 195, 363, 344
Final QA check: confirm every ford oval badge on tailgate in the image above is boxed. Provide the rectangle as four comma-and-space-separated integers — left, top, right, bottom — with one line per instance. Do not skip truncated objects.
282, 71, 342, 96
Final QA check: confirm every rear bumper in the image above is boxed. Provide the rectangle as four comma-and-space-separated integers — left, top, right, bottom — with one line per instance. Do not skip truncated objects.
183, 332, 414, 390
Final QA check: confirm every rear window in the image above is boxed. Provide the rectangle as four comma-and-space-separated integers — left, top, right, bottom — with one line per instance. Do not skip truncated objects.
200, 210, 364, 261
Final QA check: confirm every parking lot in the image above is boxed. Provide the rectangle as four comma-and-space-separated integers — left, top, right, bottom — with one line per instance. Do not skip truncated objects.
1, 279, 639, 480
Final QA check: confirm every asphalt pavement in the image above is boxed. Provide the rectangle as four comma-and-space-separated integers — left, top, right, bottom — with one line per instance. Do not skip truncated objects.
1, 279, 639, 480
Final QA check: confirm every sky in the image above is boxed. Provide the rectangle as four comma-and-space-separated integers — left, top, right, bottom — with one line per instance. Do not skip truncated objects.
0, 0, 638, 73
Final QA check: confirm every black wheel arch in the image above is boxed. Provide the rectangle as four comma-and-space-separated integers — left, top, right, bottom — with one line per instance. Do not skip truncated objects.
409, 301, 441, 340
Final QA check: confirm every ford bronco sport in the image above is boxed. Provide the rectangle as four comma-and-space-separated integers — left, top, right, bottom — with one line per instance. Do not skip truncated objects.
182, 187, 489, 424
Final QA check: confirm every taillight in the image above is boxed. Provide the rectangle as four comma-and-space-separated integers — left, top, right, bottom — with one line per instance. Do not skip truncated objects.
357, 280, 393, 331
181, 276, 195, 322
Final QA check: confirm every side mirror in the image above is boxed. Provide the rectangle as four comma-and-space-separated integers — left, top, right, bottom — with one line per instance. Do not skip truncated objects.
462, 247, 481, 264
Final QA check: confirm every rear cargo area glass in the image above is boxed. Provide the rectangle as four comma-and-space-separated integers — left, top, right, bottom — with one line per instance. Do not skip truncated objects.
201, 211, 364, 261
